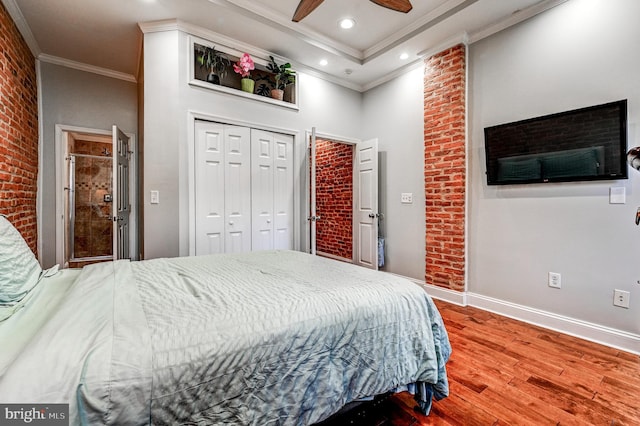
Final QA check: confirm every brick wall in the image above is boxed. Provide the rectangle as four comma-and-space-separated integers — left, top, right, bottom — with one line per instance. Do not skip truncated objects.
424, 44, 466, 291
316, 139, 353, 260
0, 2, 39, 254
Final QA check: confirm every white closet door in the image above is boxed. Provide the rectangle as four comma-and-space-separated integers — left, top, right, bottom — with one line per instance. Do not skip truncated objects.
273, 133, 294, 250
195, 121, 226, 254
251, 130, 294, 251
251, 130, 275, 251
195, 122, 251, 255
224, 125, 252, 253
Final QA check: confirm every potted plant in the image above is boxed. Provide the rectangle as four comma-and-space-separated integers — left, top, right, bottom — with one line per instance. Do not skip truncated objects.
233, 53, 256, 93
266, 56, 295, 100
196, 45, 230, 85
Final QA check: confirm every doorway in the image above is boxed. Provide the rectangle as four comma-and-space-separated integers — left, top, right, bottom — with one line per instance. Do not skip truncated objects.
308, 130, 380, 269
66, 134, 114, 267
55, 125, 136, 268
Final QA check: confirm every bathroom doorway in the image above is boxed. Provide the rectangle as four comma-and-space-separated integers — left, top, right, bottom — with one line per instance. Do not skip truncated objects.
55, 125, 136, 268
66, 134, 114, 267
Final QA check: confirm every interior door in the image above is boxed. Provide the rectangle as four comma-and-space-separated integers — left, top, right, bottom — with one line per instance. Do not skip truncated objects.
112, 125, 131, 259
354, 138, 379, 269
308, 128, 318, 255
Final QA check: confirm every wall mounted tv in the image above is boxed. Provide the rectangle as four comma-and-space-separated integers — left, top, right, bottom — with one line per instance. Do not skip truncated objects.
484, 100, 628, 185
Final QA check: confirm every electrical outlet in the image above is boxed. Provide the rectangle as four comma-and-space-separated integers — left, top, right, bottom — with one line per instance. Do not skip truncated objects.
548, 272, 561, 289
613, 289, 630, 308
401, 193, 413, 204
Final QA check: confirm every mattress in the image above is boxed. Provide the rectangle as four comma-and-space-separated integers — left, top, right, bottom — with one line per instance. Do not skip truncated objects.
0, 250, 450, 425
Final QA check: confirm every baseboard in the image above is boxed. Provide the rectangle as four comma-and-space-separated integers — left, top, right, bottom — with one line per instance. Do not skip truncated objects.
317, 251, 353, 263
403, 279, 640, 356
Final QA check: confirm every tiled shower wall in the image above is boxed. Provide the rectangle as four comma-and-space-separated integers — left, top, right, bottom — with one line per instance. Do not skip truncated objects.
70, 140, 113, 259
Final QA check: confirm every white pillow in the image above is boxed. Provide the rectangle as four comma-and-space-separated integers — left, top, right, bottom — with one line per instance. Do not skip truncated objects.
0, 215, 42, 305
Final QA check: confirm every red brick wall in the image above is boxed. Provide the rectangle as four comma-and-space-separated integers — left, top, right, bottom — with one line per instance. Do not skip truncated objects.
0, 3, 39, 254
424, 44, 466, 291
316, 139, 353, 260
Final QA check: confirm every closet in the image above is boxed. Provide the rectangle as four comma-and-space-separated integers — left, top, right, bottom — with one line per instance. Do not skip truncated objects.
194, 121, 294, 255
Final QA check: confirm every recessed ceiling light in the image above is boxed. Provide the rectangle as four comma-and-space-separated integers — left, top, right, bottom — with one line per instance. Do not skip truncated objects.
319, 59, 328, 66
399, 53, 409, 60
339, 18, 355, 29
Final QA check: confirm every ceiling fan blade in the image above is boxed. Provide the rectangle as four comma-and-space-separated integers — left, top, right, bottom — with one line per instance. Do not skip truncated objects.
292, 0, 325, 22
369, 0, 413, 13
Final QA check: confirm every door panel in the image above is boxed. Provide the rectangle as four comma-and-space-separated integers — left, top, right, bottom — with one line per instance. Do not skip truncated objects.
195, 122, 225, 255
224, 126, 251, 253
251, 130, 275, 251
112, 125, 130, 260
355, 138, 379, 269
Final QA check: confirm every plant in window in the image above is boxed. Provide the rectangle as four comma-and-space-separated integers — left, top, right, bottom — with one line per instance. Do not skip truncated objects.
266, 56, 295, 100
196, 45, 230, 85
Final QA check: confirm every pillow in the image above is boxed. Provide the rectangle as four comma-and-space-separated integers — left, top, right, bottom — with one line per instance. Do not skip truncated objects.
0, 215, 42, 305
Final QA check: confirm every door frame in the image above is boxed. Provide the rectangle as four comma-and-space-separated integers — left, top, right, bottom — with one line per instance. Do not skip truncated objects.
304, 130, 361, 262
54, 124, 138, 267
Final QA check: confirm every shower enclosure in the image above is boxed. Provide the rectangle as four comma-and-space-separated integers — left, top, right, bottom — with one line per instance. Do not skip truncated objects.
66, 140, 114, 267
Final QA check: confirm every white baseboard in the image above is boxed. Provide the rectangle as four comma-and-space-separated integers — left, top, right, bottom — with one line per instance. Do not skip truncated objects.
402, 279, 640, 356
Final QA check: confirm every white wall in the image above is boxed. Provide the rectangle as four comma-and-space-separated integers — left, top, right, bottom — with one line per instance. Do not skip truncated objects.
39, 62, 138, 268
468, 0, 640, 335
142, 29, 363, 259
362, 65, 426, 281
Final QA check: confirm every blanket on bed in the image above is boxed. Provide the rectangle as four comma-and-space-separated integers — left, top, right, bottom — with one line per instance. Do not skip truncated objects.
0, 250, 450, 425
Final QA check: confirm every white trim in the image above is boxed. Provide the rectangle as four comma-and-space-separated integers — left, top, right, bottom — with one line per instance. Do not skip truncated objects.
0, 0, 41, 57
38, 54, 137, 83
467, 0, 569, 44
467, 292, 640, 356
186, 110, 302, 256
391, 275, 640, 355
36, 59, 44, 264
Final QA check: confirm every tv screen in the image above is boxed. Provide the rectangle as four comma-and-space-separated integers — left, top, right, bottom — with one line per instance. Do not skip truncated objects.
484, 100, 628, 185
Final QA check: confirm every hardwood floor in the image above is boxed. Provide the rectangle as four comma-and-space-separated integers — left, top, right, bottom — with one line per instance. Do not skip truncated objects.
330, 299, 640, 425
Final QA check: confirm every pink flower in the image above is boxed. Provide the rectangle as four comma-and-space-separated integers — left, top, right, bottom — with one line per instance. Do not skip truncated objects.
233, 53, 255, 78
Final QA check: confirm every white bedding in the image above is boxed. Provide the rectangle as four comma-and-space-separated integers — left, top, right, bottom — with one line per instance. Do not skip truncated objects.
0, 250, 450, 425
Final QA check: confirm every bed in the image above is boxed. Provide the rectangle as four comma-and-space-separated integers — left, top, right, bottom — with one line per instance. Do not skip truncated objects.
0, 215, 451, 425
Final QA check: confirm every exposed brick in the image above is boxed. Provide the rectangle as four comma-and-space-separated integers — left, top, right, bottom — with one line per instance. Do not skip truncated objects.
424, 44, 466, 292
0, 2, 38, 254
315, 139, 353, 260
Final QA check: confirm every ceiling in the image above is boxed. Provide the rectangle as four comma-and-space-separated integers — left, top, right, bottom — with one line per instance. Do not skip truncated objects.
3, 0, 564, 91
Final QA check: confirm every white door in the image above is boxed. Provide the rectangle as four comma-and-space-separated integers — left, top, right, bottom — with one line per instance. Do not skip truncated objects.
251, 130, 294, 251
251, 129, 275, 250
272, 132, 294, 249
195, 121, 226, 254
195, 121, 251, 255
224, 125, 252, 253
308, 128, 318, 255
112, 125, 130, 259
355, 138, 379, 269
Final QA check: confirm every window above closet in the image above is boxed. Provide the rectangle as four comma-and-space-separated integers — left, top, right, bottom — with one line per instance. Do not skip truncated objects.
189, 37, 299, 110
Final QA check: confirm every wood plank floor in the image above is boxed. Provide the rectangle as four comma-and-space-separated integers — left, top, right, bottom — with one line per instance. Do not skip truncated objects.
329, 299, 640, 425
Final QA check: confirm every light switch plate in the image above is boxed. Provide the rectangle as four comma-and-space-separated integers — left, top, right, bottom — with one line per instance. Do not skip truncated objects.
150, 190, 159, 204
609, 187, 625, 204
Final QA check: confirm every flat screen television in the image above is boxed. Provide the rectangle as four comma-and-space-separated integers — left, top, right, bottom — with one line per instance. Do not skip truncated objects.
484, 100, 628, 185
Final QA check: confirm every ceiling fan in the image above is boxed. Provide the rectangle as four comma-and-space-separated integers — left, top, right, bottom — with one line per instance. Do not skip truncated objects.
292, 0, 413, 22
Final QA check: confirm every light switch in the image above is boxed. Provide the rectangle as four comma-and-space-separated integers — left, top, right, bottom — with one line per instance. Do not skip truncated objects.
150, 190, 159, 204
609, 187, 625, 204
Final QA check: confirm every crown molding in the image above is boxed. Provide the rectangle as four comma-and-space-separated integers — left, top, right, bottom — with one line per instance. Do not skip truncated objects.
1, 0, 41, 57
38, 54, 137, 83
